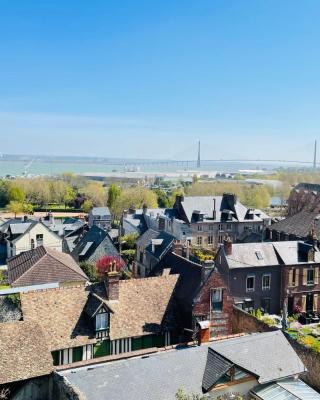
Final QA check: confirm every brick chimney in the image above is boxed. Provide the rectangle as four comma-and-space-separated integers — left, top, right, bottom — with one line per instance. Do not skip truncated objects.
223, 235, 232, 256
173, 240, 183, 256
212, 198, 216, 220
105, 262, 120, 301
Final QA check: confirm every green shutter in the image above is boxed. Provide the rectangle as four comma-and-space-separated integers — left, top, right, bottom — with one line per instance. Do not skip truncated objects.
93, 340, 110, 358
154, 334, 165, 348
51, 351, 60, 366
142, 335, 154, 349
132, 337, 143, 351
72, 346, 83, 363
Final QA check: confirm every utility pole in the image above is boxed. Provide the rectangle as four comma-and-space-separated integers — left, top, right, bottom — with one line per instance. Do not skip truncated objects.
313, 140, 317, 171
197, 140, 201, 169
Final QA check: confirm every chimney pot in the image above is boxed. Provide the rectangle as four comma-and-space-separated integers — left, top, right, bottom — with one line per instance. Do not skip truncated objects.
223, 235, 232, 256
105, 266, 120, 301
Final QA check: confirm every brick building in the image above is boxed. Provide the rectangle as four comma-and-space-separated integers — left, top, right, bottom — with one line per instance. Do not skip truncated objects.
152, 248, 234, 340
287, 182, 320, 216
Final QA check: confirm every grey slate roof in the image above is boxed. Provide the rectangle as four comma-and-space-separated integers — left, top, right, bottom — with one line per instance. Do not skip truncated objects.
60, 344, 210, 400
71, 225, 121, 263
269, 209, 320, 239
209, 331, 306, 384
136, 229, 175, 259
178, 195, 268, 224
91, 207, 110, 216
202, 349, 233, 391
224, 241, 320, 269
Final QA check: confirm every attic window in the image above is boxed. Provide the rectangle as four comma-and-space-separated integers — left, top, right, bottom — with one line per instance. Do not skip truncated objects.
96, 312, 108, 331
255, 251, 263, 260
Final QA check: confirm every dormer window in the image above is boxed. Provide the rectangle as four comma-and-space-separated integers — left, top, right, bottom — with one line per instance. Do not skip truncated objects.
308, 250, 315, 262
96, 312, 108, 331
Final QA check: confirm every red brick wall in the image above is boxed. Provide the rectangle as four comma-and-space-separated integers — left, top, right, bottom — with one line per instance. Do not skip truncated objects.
193, 270, 233, 334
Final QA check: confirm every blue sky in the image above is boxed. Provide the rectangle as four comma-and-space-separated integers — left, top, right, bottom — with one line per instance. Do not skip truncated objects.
0, 0, 320, 160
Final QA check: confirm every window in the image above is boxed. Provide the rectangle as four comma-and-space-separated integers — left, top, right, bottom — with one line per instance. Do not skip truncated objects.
211, 289, 223, 312
36, 234, 43, 246
218, 235, 223, 244
209, 225, 214, 231
218, 224, 223, 231
307, 269, 314, 285
30, 239, 35, 250
197, 236, 203, 246
96, 313, 108, 331
197, 225, 202, 231
208, 236, 213, 245
139, 251, 143, 263
226, 223, 232, 231
246, 275, 255, 292
262, 274, 271, 290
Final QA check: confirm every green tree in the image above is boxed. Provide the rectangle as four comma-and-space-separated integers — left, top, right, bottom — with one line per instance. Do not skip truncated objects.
79, 261, 98, 282
107, 184, 122, 209
82, 199, 93, 213
6, 201, 23, 217
154, 189, 172, 208
121, 233, 139, 250
23, 203, 33, 214
63, 187, 76, 209
8, 186, 25, 203
83, 181, 107, 206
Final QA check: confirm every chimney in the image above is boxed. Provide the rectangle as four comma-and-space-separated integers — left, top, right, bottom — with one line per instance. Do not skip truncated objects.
173, 240, 183, 256
122, 210, 128, 219
142, 203, 148, 215
213, 198, 216, 220
223, 235, 232, 256
48, 211, 54, 225
23, 215, 28, 222
223, 193, 237, 212
105, 262, 120, 301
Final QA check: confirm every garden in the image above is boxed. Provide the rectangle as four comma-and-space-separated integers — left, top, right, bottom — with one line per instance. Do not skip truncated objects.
286, 323, 320, 353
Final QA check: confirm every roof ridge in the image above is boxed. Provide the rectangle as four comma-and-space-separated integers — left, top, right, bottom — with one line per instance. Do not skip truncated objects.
21, 283, 86, 294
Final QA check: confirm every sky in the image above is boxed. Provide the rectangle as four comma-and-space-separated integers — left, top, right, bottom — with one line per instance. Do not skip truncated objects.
0, 0, 320, 161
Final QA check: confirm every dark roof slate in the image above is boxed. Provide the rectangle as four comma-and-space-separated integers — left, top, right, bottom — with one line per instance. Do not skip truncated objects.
202, 349, 233, 392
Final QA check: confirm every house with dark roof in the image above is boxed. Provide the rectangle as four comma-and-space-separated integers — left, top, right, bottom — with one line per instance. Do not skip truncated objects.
151, 248, 233, 341
88, 207, 111, 231
215, 238, 320, 317
172, 194, 271, 250
59, 331, 312, 400
5, 220, 62, 259
267, 208, 320, 244
287, 182, 320, 216
71, 225, 121, 264
20, 269, 179, 366
7, 246, 88, 287
135, 228, 175, 277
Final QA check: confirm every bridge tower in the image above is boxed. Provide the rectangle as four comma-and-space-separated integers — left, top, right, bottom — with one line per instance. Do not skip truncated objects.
313, 140, 317, 171
197, 140, 201, 168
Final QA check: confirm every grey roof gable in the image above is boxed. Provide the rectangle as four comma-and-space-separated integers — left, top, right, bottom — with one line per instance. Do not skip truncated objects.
209, 331, 306, 384
202, 349, 233, 392
223, 240, 320, 269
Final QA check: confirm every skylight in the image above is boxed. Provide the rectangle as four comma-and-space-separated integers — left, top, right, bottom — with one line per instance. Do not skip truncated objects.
255, 251, 263, 260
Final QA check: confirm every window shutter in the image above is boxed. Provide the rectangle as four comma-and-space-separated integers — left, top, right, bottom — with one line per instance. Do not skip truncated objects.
303, 269, 307, 285
313, 294, 318, 312
302, 295, 307, 312
314, 267, 319, 285
288, 270, 293, 287
295, 268, 300, 286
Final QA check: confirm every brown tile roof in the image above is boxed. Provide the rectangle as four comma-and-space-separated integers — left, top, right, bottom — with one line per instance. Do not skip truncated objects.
21, 285, 96, 351
108, 274, 179, 340
8, 246, 88, 287
0, 321, 53, 384
21, 274, 179, 351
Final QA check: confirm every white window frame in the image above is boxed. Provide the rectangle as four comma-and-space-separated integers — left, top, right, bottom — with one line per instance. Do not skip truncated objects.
262, 274, 271, 290
208, 235, 213, 245
197, 236, 203, 246
226, 223, 232, 231
246, 275, 255, 292
96, 312, 108, 331
197, 225, 203, 232
218, 224, 223, 231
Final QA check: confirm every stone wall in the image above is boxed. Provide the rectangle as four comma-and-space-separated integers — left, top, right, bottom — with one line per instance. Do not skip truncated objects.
52, 373, 85, 400
232, 306, 277, 334
11, 376, 52, 400
284, 334, 320, 391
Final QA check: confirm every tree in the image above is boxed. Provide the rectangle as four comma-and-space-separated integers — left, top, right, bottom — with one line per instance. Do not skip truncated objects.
6, 201, 23, 217
63, 187, 76, 209
82, 199, 93, 213
96, 255, 125, 280
121, 233, 139, 250
107, 184, 122, 209
154, 189, 172, 208
0, 180, 9, 207
83, 181, 107, 206
23, 203, 33, 214
8, 186, 25, 203
79, 261, 99, 282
